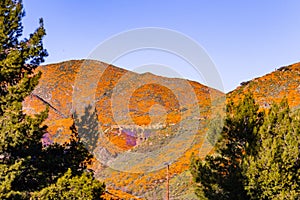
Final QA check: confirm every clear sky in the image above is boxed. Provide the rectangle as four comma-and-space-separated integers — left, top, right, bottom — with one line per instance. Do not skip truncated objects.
22, 1, 300, 92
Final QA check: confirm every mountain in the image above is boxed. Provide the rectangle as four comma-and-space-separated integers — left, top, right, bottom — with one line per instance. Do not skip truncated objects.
23, 60, 300, 199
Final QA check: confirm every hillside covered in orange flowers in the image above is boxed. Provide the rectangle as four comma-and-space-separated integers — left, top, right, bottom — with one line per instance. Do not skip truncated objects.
23, 60, 300, 199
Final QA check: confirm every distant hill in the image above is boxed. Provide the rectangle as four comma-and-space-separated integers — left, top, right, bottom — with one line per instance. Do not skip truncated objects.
228, 62, 300, 109
23, 60, 300, 199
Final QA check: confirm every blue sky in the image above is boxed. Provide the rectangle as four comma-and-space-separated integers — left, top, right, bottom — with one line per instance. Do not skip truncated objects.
22, 1, 300, 92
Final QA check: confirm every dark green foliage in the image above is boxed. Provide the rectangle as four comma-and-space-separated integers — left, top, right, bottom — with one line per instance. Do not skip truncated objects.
12, 118, 94, 193
244, 99, 300, 199
0, 0, 48, 198
0, 1, 105, 199
31, 166, 105, 200
191, 94, 300, 199
0, 0, 48, 163
190, 93, 264, 200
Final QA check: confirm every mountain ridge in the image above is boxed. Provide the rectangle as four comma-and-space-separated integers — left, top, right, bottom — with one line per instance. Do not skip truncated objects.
23, 59, 300, 199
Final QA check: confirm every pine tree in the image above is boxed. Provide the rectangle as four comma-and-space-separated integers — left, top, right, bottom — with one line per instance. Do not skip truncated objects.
31, 119, 105, 200
31, 168, 105, 200
190, 93, 264, 199
0, 0, 48, 198
0, 0, 48, 157
244, 99, 300, 199
0, 1, 105, 199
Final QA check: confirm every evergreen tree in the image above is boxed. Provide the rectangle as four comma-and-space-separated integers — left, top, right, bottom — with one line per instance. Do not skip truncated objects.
30, 119, 105, 200
190, 93, 264, 199
0, 0, 48, 198
0, 1, 105, 199
244, 99, 300, 199
31, 168, 105, 200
